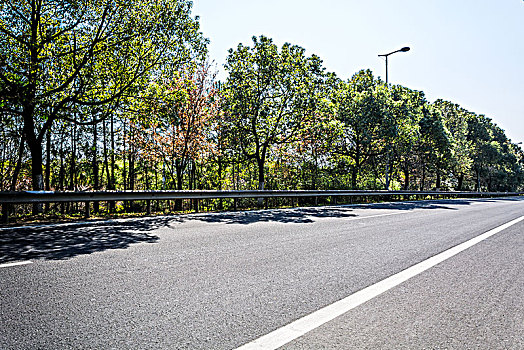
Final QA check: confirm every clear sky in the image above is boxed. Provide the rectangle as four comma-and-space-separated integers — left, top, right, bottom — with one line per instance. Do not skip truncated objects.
192, 0, 524, 144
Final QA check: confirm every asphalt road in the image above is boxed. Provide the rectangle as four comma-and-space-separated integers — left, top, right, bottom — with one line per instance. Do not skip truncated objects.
1, 197, 523, 349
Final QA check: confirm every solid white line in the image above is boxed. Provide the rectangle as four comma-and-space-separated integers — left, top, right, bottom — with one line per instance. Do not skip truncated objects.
236, 215, 524, 350
0, 261, 33, 268
346, 212, 406, 221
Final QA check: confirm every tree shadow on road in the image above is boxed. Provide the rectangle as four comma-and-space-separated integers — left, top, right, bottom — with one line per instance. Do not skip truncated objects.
185, 200, 462, 225
187, 207, 361, 225
2, 197, 518, 263
185, 197, 517, 225
354, 199, 466, 211
358, 197, 521, 211
0, 218, 166, 263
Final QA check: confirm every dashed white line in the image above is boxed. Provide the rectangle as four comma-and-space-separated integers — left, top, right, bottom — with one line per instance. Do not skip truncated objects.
0, 261, 33, 268
236, 215, 524, 350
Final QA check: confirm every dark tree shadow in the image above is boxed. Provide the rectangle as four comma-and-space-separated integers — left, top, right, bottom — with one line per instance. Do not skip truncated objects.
183, 197, 520, 225
357, 197, 523, 211
187, 207, 359, 225
0, 218, 166, 263
351, 199, 468, 211
2, 197, 519, 263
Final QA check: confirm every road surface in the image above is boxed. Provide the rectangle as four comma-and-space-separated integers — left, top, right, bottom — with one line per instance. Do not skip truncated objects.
1, 197, 523, 349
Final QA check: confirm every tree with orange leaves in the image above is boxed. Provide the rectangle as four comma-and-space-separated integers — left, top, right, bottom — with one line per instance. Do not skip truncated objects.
129, 63, 220, 205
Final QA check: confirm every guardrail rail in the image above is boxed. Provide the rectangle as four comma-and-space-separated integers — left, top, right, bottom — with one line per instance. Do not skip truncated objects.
0, 189, 521, 224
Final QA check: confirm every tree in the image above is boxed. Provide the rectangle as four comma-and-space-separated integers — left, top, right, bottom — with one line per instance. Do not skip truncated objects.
417, 105, 451, 190
385, 85, 426, 190
432, 100, 473, 190
0, 0, 207, 206
129, 63, 219, 208
223, 35, 326, 191
333, 70, 396, 189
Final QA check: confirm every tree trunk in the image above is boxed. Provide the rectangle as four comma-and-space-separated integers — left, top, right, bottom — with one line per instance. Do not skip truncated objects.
128, 149, 135, 211
23, 13, 44, 214
257, 158, 265, 190
109, 115, 116, 212
175, 161, 184, 211
420, 164, 425, 191
69, 123, 76, 191
313, 150, 319, 190
102, 120, 112, 212
102, 121, 109, 187
145, 161, 150, 190
45, 130, 51, 212
191, 159, 197, 211
10, 134, 26, 192
385, 160, 390, 190
257, 157, 265, 206
0, 128, 5, 191
129, 151, 135, 191
351, 167, 357, 190
58, 140, 65, 191
476, 169, 481, 192
68, 123, 77, 214
92, 123, 100, 213
23, 104, 44, 214
217, 157, 223, 209
123, 121, 127, 191
45, 130, 51, 191
457, 173, 464, 191
403, 163, 409, 190
123, 121, 128, 211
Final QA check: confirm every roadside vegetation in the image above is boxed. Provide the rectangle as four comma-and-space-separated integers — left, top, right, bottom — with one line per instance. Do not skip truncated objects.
1, 1, 523, 220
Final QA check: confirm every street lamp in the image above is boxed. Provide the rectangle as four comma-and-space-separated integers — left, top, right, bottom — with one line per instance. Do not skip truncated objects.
378, 47, 410, 190
378, 47, 410, 85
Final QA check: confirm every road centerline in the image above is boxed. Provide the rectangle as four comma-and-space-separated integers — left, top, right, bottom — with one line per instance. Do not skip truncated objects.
235, 215, 524, 350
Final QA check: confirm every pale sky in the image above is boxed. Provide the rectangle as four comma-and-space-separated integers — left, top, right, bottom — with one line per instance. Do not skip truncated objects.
193, 0, 524, 143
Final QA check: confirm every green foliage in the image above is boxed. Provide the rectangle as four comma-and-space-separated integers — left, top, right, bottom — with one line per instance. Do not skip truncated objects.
333, 70, 396, 188
0, 0, 207, 192
222, 35, 327, 189
2, 21, 523, 220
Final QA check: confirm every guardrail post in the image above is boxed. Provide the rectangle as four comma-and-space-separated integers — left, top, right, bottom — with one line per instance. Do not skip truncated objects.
84, 201, 90, 218
146, 200, 151, 215
233, 198, 237, 211
1, 204, 9, 224
195, 199, 199, 212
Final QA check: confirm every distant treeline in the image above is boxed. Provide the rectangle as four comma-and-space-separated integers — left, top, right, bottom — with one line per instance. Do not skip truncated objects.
1, 1, 522, 215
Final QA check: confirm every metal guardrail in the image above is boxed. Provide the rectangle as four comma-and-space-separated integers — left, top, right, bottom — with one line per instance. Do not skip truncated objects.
0, 189, 521, 203
0, 189, 521, 223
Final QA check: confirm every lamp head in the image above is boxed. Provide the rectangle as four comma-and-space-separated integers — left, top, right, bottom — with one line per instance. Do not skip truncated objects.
400, 47, 410, 52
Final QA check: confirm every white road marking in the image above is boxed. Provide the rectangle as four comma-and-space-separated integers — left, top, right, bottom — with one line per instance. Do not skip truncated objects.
0, 261, 33, 268
236, 215, 524, 350
346, 211, 406, 221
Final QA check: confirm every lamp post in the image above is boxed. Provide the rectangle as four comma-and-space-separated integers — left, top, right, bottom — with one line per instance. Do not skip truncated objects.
378, 47, 410, 190
378, 46, 410, 85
